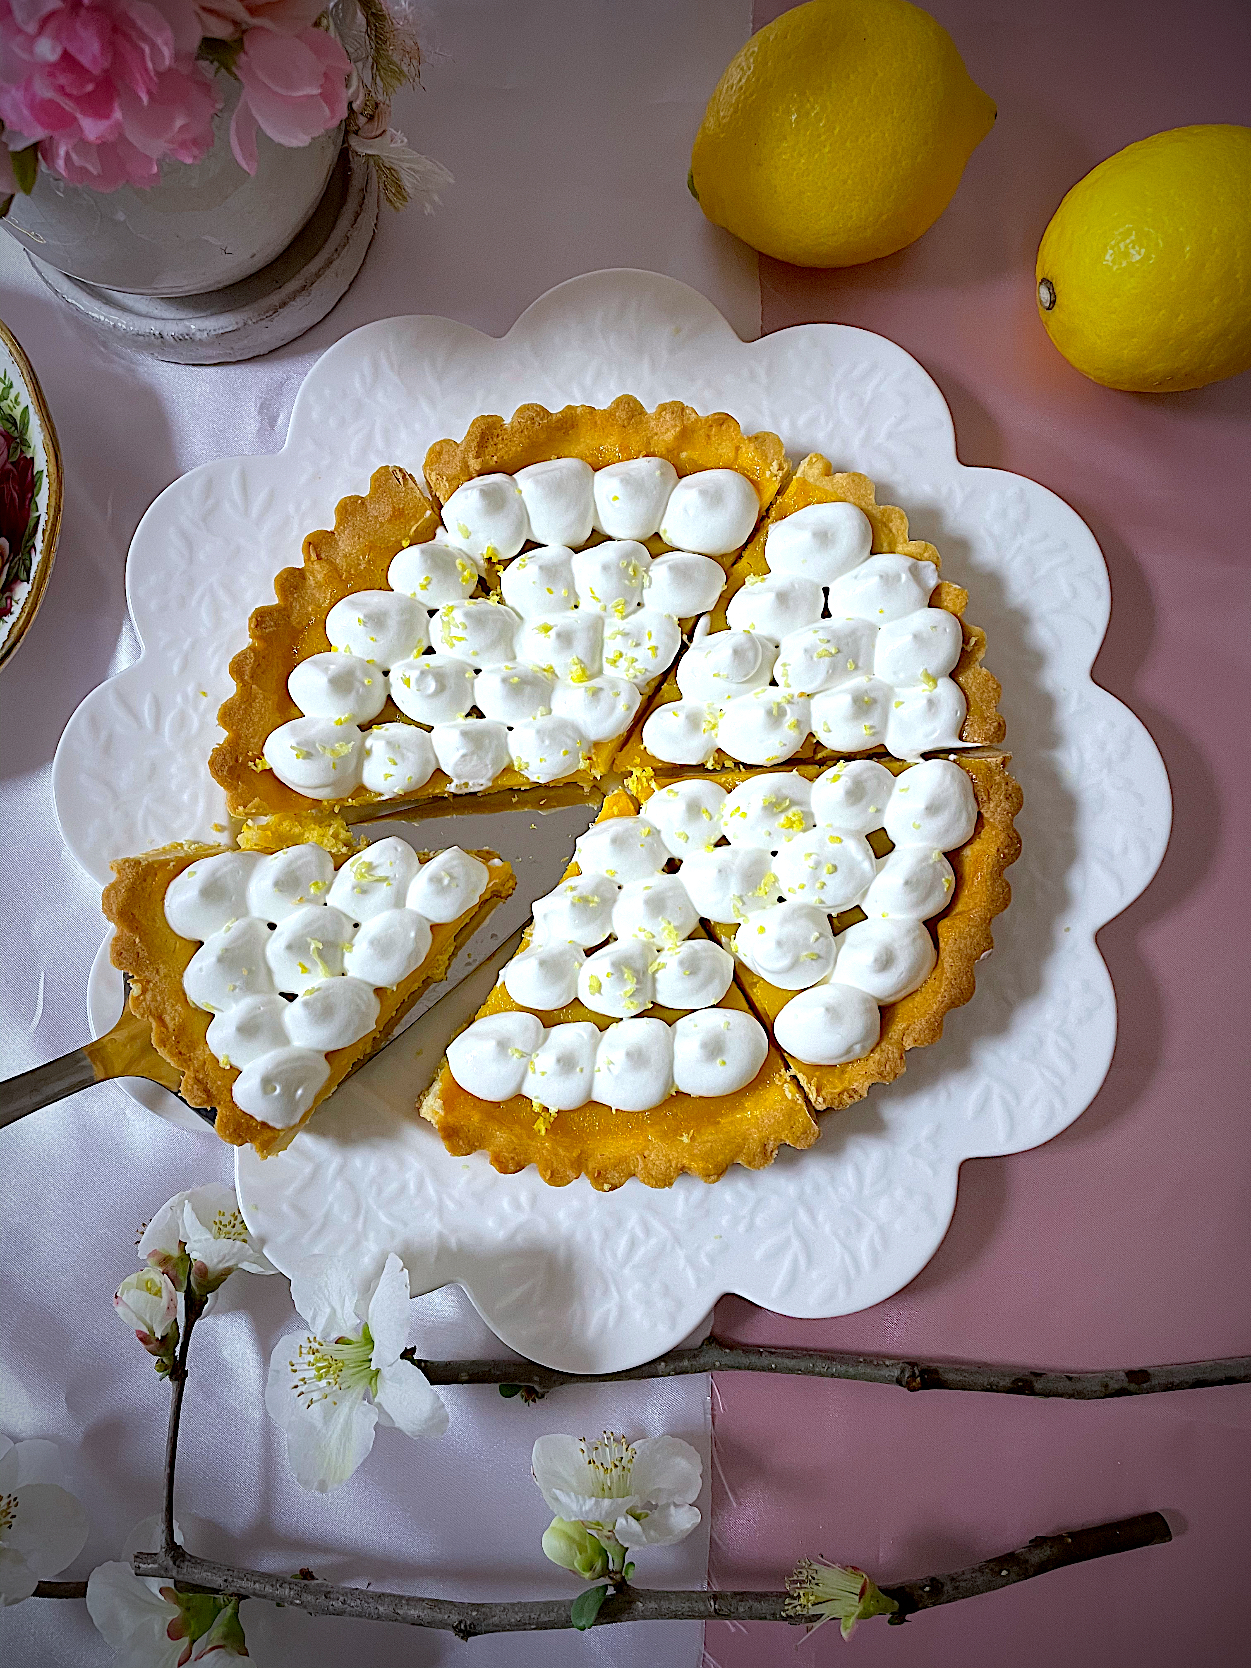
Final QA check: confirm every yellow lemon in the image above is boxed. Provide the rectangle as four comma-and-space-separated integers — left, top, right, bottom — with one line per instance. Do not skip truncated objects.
1036, 125, 1251, 393
688, 0, 995, 268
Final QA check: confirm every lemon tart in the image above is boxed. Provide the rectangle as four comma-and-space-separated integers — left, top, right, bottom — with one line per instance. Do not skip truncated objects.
201, 399, 1018, 1184
104, 825, 514, 1157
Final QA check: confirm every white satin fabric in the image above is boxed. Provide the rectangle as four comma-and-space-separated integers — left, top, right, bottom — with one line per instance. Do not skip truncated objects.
0, 4, 758, 1662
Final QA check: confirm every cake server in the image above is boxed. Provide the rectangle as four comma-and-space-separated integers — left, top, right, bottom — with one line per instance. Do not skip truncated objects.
0, 915, 528, 1132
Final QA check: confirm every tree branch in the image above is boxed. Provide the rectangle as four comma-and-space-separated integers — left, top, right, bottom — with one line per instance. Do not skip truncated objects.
161, 1290, 201, 1561
406, 1339, 1251, 1400
883, 1514, 1171, 1621
129, 1512, 1169, 1637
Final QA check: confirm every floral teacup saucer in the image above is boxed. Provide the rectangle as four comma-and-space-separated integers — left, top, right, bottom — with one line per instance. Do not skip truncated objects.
0, 319, 61, 670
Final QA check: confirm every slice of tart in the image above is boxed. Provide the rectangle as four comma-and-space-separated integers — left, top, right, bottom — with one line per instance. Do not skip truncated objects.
635, 754, 1021, 1109
210, 398, 788, 835
103, 823, 514, 1157
616, 455, 1004, 776
419, 790, 816, 1191
420, 754, 1019, 1189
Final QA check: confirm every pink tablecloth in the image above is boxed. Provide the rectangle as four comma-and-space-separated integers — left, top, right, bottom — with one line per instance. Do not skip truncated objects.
706, 3, 1251, 1664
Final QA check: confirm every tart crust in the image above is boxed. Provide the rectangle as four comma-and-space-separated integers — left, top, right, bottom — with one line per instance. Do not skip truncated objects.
423, 394, 790, 522
640, 755, 1022, 1110
615, 455, 1005, 775
418, 790, 817, 1190
103, 839, 515, 1158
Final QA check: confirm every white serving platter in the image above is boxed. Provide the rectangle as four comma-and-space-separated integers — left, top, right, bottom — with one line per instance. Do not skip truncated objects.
54, 270, 1170, 1373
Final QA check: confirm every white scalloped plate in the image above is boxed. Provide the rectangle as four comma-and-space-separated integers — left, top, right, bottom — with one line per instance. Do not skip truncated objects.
54, 271, 1170, 1373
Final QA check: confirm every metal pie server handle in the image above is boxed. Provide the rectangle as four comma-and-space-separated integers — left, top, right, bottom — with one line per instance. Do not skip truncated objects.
0, 1048, 100, 1128
0, 990, 185, 1129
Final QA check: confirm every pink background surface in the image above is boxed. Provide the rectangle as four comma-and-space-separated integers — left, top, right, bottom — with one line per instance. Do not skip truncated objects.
706, 3, 1251, 1664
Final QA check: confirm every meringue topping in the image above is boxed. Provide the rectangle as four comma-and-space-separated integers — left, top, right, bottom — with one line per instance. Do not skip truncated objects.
592, 457, 677, 540
170, 838, 489, 1126
514, 458, 595, 548
440, 473, 530, 562
326, 590, 430, 668
763, 500, 873, 585
660, 469, 759, 556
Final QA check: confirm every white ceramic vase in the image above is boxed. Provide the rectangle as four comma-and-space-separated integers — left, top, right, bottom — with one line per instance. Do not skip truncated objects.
1, 75, 342, 298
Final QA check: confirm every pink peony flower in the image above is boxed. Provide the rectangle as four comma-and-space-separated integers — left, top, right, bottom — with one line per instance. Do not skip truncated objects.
228, 21, 346, 175
193, 0, 324, 40
0, 0, 221, 191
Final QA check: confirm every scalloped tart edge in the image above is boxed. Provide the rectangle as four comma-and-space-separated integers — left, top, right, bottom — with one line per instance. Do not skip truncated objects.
422, 394, 789, 511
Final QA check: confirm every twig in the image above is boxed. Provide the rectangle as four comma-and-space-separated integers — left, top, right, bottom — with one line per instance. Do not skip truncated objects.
162, 1290, 201, 1561
883, 1514, 1171, 1621
129, 1512, 1169, 1637
406, 1339, 1251, 1399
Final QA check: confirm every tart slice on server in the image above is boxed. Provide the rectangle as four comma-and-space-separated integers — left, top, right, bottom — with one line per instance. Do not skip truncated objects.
419, 753, 1019, 1192
103, 827, 514, 1156
209, 398, 788, 836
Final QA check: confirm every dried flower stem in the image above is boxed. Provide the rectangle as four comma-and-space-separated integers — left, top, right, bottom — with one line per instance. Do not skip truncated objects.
406, 1340, 1251, 1400
122, 1513, 1169, 1636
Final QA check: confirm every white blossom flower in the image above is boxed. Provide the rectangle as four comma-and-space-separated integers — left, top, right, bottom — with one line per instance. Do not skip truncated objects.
531, 1432, 702, 1549
265, 1253, 447, 1492
0, 1437, 89, 1605
140, 1183, 276, 1289
114, 1271, 178, 1342
87, 1559, 187, 1668
784, 1558, 899, 1637
85, 1515, 240, 1666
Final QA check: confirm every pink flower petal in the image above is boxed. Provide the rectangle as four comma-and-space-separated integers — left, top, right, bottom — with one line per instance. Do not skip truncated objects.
229, 91, 258, 173
9, 0, 63, 34
233, 25, 347, 149
240, 28, 330, 98
49, 10, 116, 80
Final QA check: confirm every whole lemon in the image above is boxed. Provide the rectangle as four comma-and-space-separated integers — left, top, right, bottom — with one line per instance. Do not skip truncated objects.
688, 0, 995, 268
1036, 125, 1251, 393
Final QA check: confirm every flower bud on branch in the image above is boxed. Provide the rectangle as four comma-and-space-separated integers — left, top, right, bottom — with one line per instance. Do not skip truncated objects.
785, 1559, 899, 1637
114, 1270, 180, 1374
541, 1519, 610, 1581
